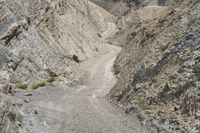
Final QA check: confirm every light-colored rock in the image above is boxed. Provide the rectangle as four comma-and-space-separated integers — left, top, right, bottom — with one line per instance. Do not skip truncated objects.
0, 0, 116, 83
0, 71, 10, 93
0, 92, 10, 130
0, 0, 117, 132
109, 0, 200, 132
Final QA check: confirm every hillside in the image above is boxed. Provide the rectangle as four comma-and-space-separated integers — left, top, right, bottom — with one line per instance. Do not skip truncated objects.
109, 0, 200, 132
0, 0, 199, 132
0, 0, 116, 131
90, 0, 183, 16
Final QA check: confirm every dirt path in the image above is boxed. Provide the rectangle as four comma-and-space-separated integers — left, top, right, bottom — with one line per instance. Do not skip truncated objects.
14, 23, 153, 133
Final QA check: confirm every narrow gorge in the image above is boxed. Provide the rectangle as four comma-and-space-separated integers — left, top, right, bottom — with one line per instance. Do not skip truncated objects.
0, 0, 199, 133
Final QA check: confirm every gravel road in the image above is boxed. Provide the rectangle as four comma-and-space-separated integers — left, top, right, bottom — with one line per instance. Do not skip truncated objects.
14, 23, 153, 133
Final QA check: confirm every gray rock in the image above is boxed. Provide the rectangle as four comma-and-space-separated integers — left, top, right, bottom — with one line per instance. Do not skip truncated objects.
109, 0, 200, 132
23, 99, 29, 103
0, 70, 10, 93
0, 46, 10, 69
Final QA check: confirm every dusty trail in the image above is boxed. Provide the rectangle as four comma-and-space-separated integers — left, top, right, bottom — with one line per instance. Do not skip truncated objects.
15, 23, 152, 133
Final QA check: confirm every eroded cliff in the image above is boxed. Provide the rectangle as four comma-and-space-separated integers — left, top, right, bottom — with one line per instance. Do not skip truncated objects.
109, 0, 200, 132
0, 0, 116, 131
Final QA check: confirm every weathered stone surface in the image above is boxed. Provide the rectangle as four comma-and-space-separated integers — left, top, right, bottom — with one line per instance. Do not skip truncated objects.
0, 0, 117, 132
0, 94, 24, 133
109, 0, 200, 132
0, 0, 116, 83
0, 93, 9, 131
0, 71, 10, 93
0, 45, 10, 69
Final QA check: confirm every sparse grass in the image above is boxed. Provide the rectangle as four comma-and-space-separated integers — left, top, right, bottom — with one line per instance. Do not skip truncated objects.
188, 17, 198, 27
16, 82, 28, 90
136, 98, 150, 111
30, 77, 56, 89
31, 80, 46, 89
16, 77, 56, 90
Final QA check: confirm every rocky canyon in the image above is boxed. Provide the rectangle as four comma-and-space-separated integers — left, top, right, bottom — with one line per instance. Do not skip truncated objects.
0, 0, 199, 133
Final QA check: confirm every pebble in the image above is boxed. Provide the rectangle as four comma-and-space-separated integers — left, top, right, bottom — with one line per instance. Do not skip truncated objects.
25, 93, 32, 96
23, 99, 29, 103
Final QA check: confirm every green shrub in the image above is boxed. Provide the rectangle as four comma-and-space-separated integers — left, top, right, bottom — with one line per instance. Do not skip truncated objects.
73, 54, 80, 63
31, 80, 46, 89
16, 82, 28, 90
30, 77, 56, 89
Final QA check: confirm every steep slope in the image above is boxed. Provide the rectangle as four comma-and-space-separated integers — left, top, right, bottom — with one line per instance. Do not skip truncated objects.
100, 0, 182, 46
90, 0, 183, 17
0, 1, 152, 132
0, 0, 116, 131
111, 5, 170, 46
109, 0, 200, 132
90, 0, 120, 11
0, 0, 116, 83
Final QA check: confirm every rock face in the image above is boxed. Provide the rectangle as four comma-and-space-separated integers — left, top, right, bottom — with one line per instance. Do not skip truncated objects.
110, 5, 170, 46
0, 71, 10, 93
109, 0, 200, 132
92, 0, 181, 46
0, 93, 10, 131
91, 0, 183, 16
0, 0, 116, 131
90, 0, 119, 11
0, 0, 116, 84
0, 71, 17, 132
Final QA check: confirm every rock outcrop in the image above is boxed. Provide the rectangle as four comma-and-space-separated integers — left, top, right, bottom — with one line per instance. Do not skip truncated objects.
91, 0, 183, 17
0, 0, 116, 131
0, 0, 116, 84
109, 0, 200, 132
110, 5, 170, 46
0, 71, 21, 132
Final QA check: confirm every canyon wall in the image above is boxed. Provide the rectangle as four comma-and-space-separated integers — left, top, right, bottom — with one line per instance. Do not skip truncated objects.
109, 0, 200, 132
0, 0, 116, 131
